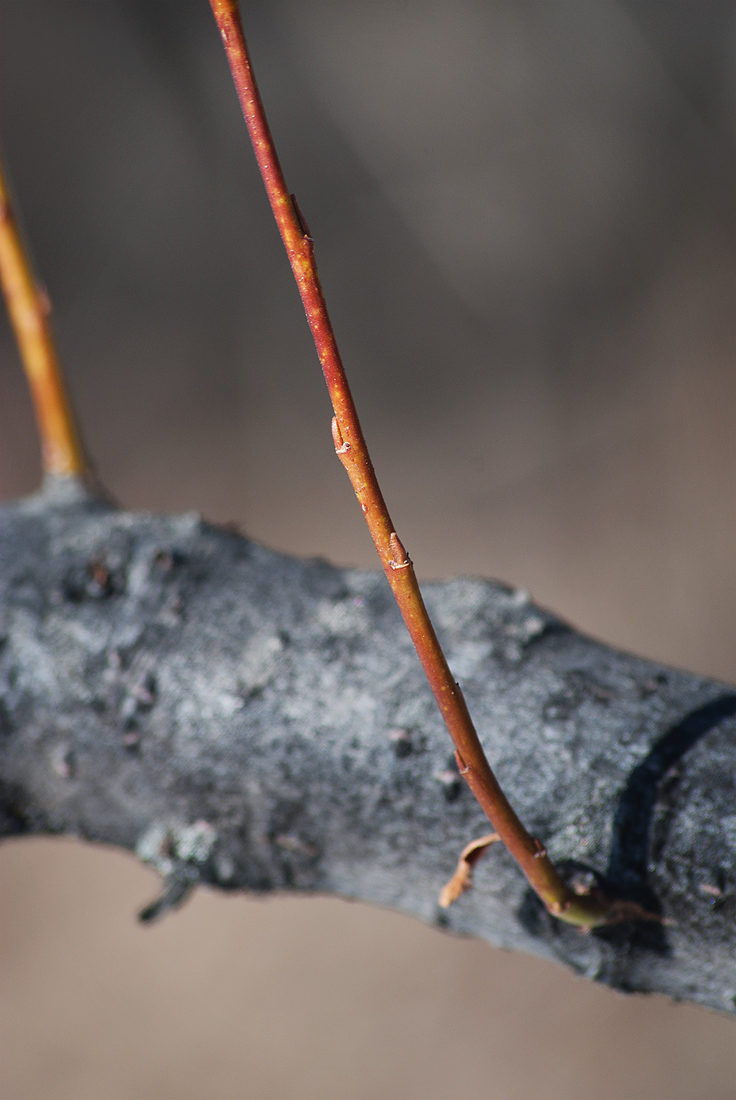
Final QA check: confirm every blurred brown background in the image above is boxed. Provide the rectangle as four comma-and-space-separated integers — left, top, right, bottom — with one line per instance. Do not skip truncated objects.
1, 1, 736, 1096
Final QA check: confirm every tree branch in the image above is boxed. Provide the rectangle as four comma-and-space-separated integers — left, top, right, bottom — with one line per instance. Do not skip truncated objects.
1, 483, 735, 1013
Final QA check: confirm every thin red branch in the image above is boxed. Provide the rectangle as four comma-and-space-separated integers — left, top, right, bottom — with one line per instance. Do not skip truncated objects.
208, 0, 617, 926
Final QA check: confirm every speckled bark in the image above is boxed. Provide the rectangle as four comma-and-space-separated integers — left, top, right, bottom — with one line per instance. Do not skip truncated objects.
1, 480, 735, 1014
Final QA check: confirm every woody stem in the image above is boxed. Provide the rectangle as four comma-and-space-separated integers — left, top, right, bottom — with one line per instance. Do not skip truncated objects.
0, 153, 87, 480
208, 0, 612, 927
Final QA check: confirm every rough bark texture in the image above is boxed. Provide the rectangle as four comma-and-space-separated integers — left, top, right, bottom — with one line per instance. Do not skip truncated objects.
1, 481, 735, 1014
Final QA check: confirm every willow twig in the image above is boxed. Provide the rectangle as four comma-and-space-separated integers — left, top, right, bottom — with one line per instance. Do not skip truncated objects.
0, 152, 87, 480
206, 0, 635, 927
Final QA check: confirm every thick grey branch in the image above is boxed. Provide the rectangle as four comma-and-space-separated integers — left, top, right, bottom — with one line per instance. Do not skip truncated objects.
1, 483, 735, 1013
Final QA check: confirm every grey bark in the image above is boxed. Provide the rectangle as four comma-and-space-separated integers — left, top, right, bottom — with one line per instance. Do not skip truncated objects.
1, 480, 735, 1015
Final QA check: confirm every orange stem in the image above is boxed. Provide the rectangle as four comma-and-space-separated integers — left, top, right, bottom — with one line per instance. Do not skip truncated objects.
208, 0, 611, 926
0, 153, 86, 479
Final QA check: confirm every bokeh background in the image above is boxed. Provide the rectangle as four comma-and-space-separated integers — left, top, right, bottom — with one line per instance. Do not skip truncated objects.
1, 1, 736, 1096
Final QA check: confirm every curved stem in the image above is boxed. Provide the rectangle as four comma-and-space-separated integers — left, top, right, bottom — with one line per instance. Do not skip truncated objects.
208, 0, 613, 927
0, 152, 87, 480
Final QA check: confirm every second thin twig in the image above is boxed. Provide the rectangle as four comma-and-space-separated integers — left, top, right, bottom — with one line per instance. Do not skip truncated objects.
0, 155, 87, 481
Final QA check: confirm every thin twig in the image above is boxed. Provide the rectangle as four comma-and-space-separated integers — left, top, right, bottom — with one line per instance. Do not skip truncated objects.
0, 152, 87, 480
208, 0, 619, 926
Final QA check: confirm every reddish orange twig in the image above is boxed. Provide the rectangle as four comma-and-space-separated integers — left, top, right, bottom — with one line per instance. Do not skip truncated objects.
0, 153, 86, 479
209, 0, 615, 927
